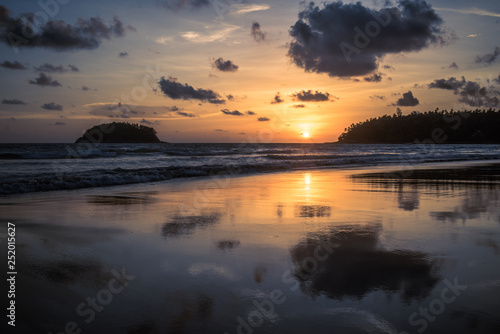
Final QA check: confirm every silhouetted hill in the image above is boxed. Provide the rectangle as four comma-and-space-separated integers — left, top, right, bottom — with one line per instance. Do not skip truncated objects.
75, 122, 161, 143
338, 109, 500, 144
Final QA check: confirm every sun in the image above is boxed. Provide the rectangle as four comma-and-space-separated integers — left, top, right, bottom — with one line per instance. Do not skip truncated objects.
302, 132, 310, 138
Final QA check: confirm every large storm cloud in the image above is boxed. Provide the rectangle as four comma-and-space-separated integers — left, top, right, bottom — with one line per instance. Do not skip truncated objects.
287, 0, 450, 78
0, 5, 133, 51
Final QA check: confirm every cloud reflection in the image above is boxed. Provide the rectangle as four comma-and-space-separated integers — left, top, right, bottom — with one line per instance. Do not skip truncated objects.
290, 223, 441, 303
162, 212, 221, 237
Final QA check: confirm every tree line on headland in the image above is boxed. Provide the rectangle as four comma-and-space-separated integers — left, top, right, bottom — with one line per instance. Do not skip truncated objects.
337, 108, 500, 144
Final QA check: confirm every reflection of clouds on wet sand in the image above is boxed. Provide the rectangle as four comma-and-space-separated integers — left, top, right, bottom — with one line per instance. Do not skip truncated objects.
127, 293, 214, 334
397, 183, 420, 211
290, 223, 441, 303
216, 239, 241, 251
166, 294, 213, 334
22, 223, 125, 247
475, 237, 500, 255
352, 166, 500, 215
187, 263, 238, 280
253, 263, 268, 283
431, 189, 500, 223
28, 259, 104, 284
295, 205, 331, 217
86, 194, 157, 205
162, 212, 221, 237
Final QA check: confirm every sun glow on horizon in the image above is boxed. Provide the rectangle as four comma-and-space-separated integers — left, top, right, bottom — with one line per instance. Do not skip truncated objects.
303, 132, 310, 138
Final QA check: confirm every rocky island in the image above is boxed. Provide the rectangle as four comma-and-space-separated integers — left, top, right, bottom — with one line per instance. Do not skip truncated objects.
75, 122, 161, 143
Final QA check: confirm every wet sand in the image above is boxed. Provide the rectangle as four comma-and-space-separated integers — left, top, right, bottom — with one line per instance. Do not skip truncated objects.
2, 163, 500, 333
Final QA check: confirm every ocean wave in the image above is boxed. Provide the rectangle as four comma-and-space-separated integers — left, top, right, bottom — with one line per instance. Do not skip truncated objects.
0, 163, 290, 195
2, 143, 500, 195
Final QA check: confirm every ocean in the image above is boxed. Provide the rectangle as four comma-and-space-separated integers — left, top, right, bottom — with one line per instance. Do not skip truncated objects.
1, 143, 500, 195
3, 143, 500, 333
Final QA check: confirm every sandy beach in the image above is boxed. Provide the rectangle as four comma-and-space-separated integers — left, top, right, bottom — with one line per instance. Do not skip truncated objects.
2, 163, 500, 333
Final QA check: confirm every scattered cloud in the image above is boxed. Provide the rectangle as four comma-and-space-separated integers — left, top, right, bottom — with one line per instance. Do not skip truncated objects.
288, 0, 451, 77
140, 118, 161, 126
474, 46, 500, 65
246, 110, 256, 115
382, 65, 394, 71
87, 102, 145, 118
155, 36, 174, 45
448, 62, 459, 69
394, 91, 420, 107
271, 92, 284, 104
182, 24, 239, 43
41, 102, 63, 111
250, 22, 267, 42
364, 73, 383, 82
29, 73, 62, 87
232, 4, 270, 15
82, 85, 89, 91
292, 90, 331, 102
34, 63, 79, 73
0, 6, 134, 50
258, 117, 270, 122
428, 77, 465, 91
0, 60, 26, 70
54, 122, 66, 126
165, 105, 182, 112
369, 95, 386, 101
214, 129, 225, 132
493, 75, 500, 84
467, 34, 478, 38
293, 104, 306, 108
226, 94, 234, 101
157, 0, 210, 10
457, 81, 499, 107
118, 51, 129, 58
427, 75, 500, 107
177, 111, 196, 117
434, 7, 500, 18
221, 109, 244, 116
2, 98, 26, 105
158, 77, 225, 104
211, 57, 239, 72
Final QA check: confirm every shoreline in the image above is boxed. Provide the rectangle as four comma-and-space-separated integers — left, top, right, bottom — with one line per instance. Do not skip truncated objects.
2, 158, 500, 200
4, 156, 500, 334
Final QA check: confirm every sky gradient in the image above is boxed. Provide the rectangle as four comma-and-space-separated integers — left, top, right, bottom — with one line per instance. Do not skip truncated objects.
0, 0, 499, 143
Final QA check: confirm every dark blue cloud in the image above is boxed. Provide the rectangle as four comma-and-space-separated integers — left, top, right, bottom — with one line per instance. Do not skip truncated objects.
0, 5, 134, 50
158, 77, 225, 104
288, 0, 451, 77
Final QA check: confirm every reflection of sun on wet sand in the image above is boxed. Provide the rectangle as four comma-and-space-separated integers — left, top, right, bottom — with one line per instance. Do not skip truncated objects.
5, 162, 500, 333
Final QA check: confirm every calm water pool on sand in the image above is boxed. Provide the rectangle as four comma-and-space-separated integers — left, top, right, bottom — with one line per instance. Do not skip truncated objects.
2, 165, 500, 333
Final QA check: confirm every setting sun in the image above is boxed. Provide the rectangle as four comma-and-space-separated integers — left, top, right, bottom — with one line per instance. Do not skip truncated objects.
303, 132, 310, 138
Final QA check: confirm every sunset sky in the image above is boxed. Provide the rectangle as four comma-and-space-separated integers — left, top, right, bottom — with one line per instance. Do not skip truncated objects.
0, 0, 499, 143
